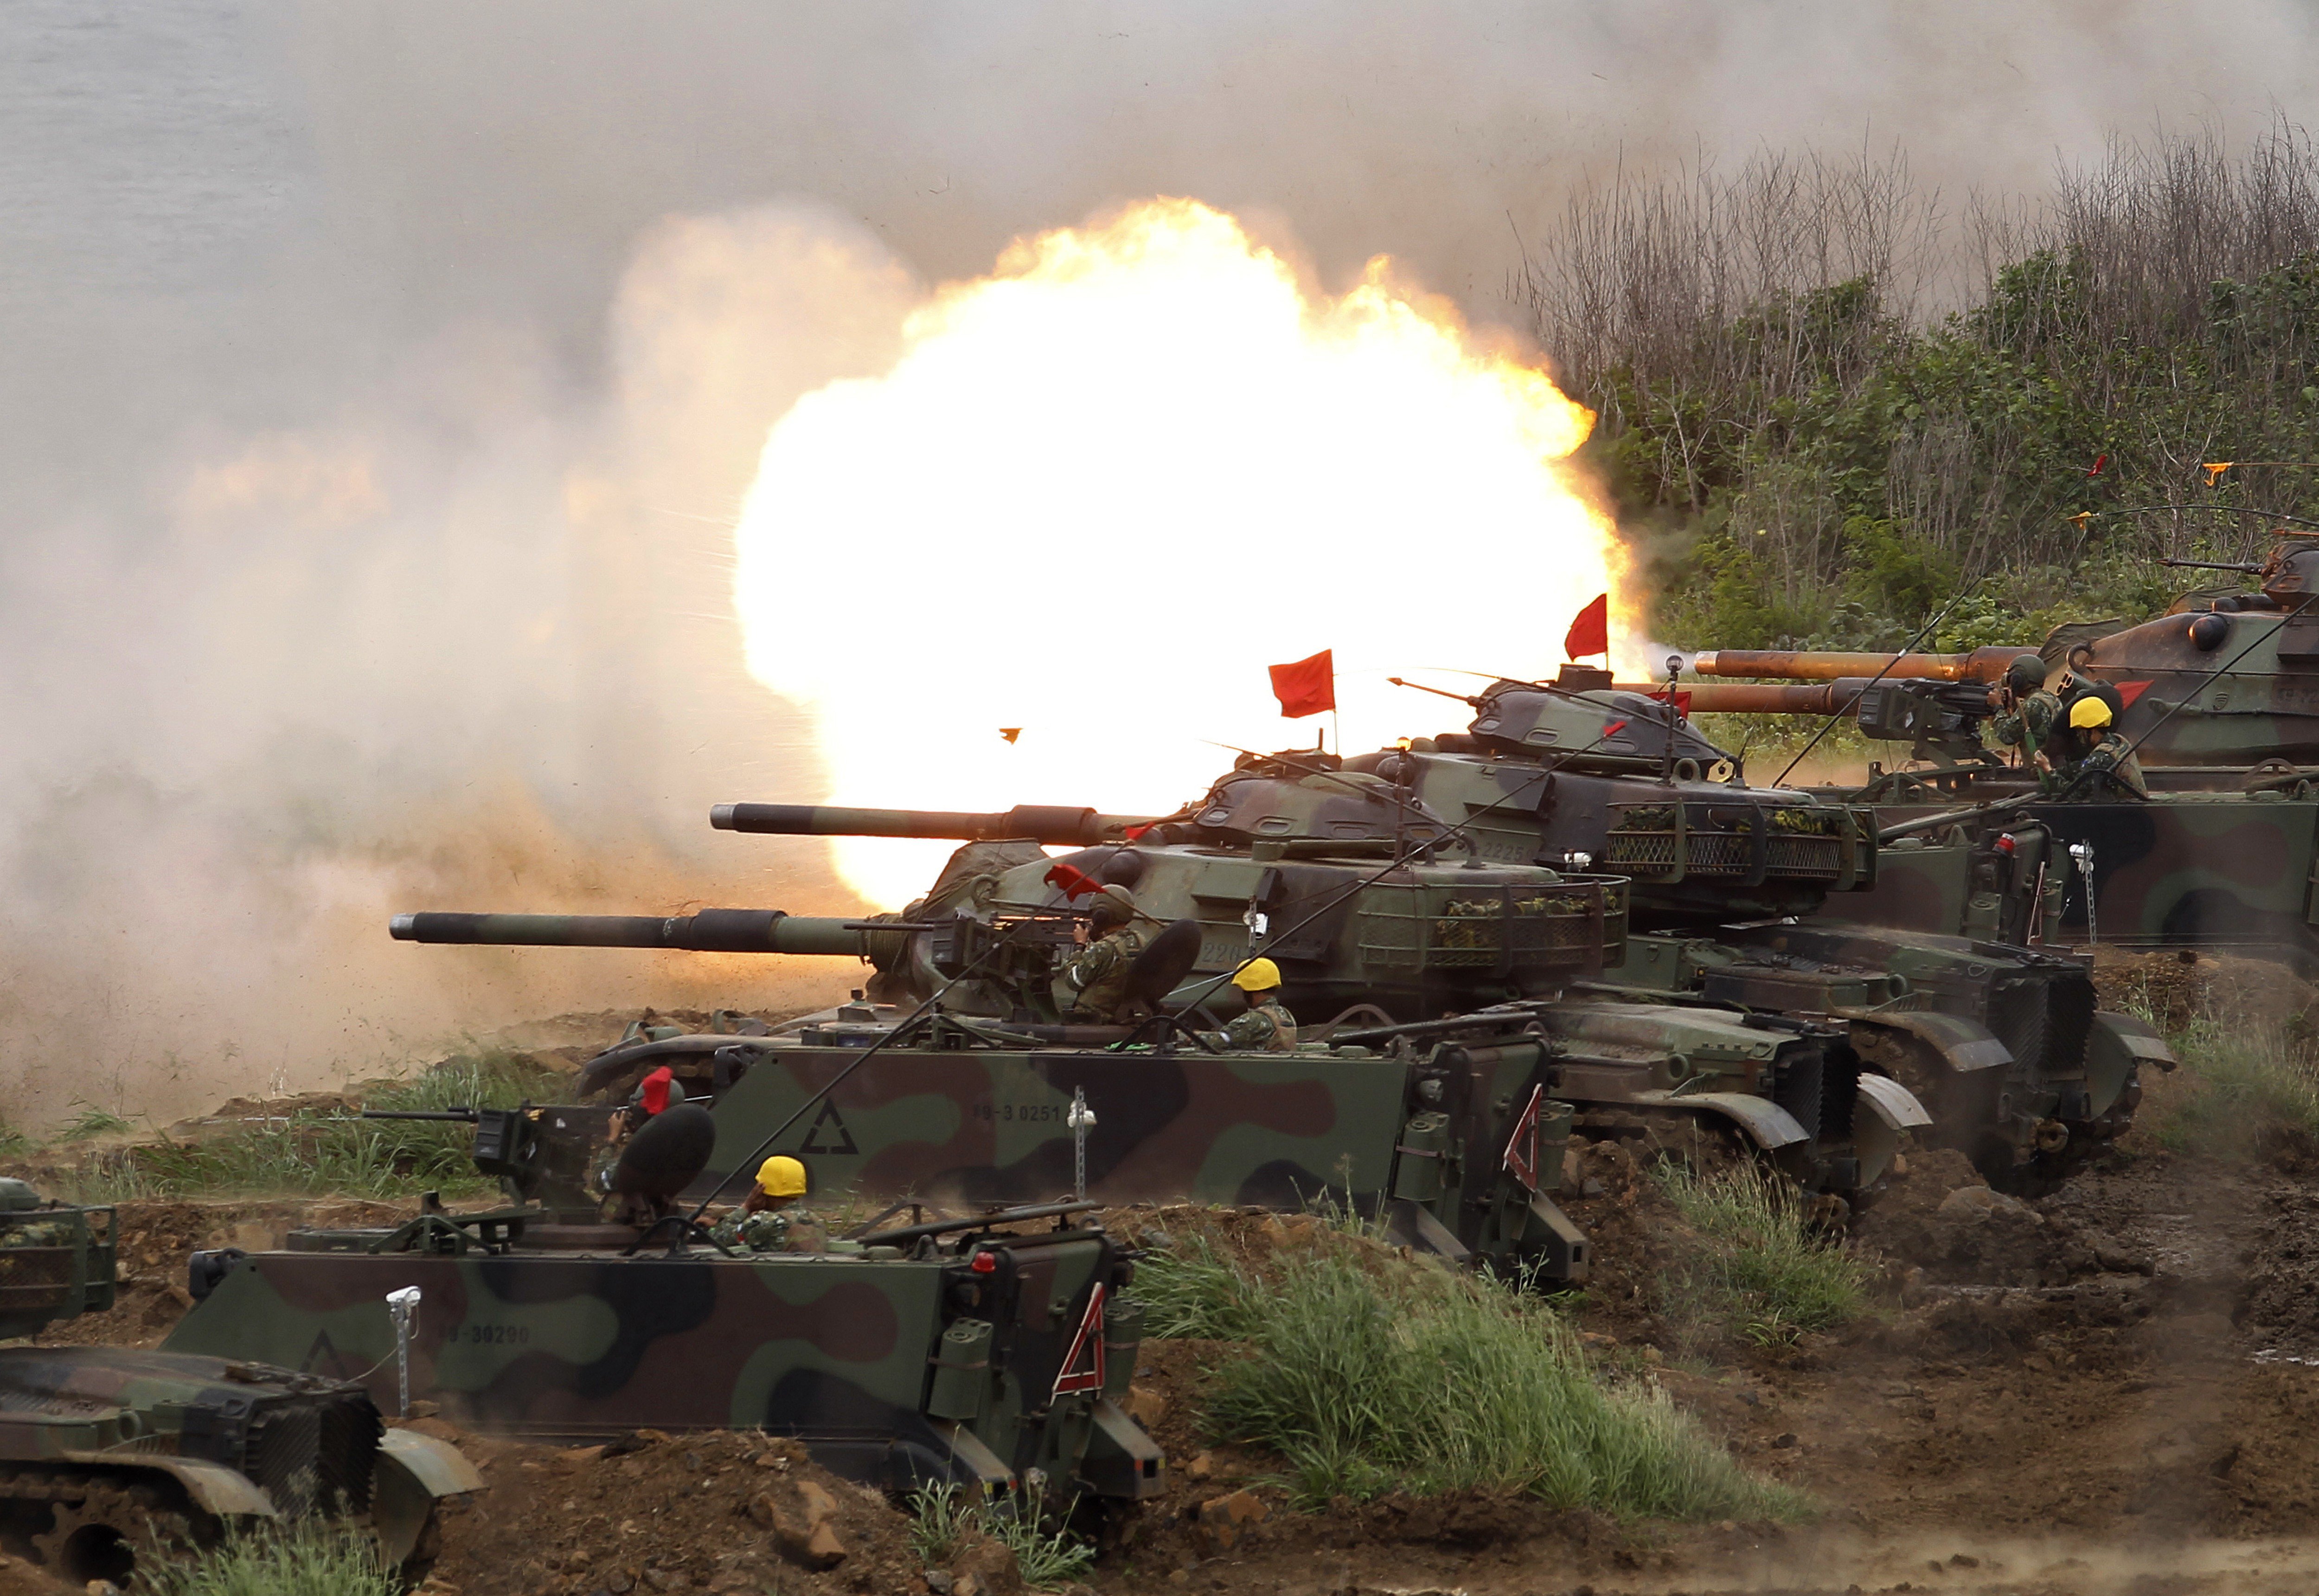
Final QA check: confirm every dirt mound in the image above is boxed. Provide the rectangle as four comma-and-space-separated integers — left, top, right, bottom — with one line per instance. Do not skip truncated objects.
1557, 1136, 1689, 1343
1857, 1149, 2152, 1290
2237, 1187, 2319, 1356
416, 1423, 948, 1596
32, 1198, 407, 1349
2095, 946, 2316, 1034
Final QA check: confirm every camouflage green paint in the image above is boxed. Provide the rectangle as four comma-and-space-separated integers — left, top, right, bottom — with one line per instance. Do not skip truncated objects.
700, 1047, 1414, 1210
167, 1222, 1160, 1503
0, 1194, 476, 1584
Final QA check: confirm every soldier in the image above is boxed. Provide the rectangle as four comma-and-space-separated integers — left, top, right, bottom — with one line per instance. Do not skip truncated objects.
592, 1065, 687, 1207
707, 1155, 860, 1255
2051, 696, 2148, 800
1198, 958, 1298, 1052
1988, 654, 2064, 767
1062, 885, 1150, 1021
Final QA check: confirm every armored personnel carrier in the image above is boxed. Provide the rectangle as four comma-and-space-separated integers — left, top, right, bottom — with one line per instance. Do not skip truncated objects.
165, 1106, 1161, 1514
0, 1179, 477, 1589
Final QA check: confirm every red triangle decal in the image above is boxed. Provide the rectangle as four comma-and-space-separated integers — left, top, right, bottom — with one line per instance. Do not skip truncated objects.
2116, 680, 2152, 708
1503, 1085, 1544, 1194
1051, 1283, 1108, 1397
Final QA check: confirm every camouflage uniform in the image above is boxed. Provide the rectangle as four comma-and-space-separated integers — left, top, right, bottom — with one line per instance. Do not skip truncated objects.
1063, 924, 1150, 1020
1200, 997, 1298, 1053
2052, 729, 2149, 800
708, 1206, 861, 1255
1991, 689, 2064, 762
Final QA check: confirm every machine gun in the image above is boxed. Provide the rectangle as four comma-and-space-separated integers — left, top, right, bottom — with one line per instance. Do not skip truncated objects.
361, 1102, 618, 1223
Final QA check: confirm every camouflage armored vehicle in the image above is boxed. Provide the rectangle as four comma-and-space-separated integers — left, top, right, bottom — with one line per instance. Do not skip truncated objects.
0, 1179, 478, 1589
166, 1139, 1162, 1515
1681, 538, 2319, 963
643, 667, 2153, 1189
397, 788, 1932, 1229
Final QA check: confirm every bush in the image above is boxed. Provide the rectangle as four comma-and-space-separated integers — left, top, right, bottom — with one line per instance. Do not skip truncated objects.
147, 1524, 394, 1596
1135, 1235, 1800, 1520
1656, 1166, 1871, 1349
1530, 123, 2319, 660
2141, 1021, 2319, 1158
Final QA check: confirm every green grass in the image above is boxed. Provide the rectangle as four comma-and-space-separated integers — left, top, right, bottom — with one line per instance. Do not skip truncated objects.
60, 1048, 557, 1203
908, 1483, 1095, 1591
2142, 1021, 2319, 1158
56, 1106, 134, 1142
147, 1524, 395, 1596
1655, 1166, 1871, 1349
1134, 1231, 1801, 1520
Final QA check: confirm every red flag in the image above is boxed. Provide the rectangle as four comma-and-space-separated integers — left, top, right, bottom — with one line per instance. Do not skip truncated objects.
2087, 453, 2109, 477
1564, 594, 1609, 660
1268, 650, 1336, 718
2116, 680, 2152, 709
1044, 862, 1102, 900
1653, 688, 1693, 717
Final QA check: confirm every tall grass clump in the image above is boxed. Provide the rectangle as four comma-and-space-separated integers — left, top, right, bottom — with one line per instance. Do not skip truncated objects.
1134, 1239, 1801, 1521
65, 1048, 555, 1203
2144, 1020, 2319, 1158
1656, 1166, 1871, 1349
908, 1483, 1095, 1591
147, 1523, 395, 1596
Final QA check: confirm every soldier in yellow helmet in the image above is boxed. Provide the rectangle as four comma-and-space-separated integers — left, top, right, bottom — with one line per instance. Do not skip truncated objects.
1196, 958, 1299, 1053
2053, 694, 2148, 800
707, 1154, 859, 1254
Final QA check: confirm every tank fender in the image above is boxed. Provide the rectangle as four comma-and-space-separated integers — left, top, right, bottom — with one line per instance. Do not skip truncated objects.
60, 1455, 278, 1519
1844, 1010, 2014, 1075
377, 1428, 486, 1497
1853, 1073, 1935, 1131
1077, 1398, 1166, 1501
2086, 1010, 2177, 1117
372, 1430, 483, 1567
1627, 1090, 1810, 1149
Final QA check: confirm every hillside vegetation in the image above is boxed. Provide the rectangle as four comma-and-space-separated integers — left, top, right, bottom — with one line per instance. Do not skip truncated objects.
1528, 124, 2319, 652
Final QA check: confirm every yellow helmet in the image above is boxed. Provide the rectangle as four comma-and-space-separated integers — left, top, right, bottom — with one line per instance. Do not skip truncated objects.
1230, 958, 1282, 993
755, 1155, 808, 1198
2068, 696, 2114, 730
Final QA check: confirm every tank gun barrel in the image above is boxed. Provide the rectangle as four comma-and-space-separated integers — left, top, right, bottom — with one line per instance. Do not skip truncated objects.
390, 909, 899, 958
360, 1107, 482, 1123
1618, 678, 1995, 715
711, 803, 1155, 846
1691, 646, 2024, 683
2160, 556, 2267, 574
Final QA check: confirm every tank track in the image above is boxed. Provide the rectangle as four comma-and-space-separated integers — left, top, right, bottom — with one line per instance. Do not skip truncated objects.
0, 1467, 206, 1587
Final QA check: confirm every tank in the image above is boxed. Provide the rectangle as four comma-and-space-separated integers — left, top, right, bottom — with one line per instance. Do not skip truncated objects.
0, 1179, 479, 1589
1688, 538, 2319, 775
1685, 541, 2319, 964
616, 668, 2153, 1190
167, 1180, 1164, 1517
396, 830, 1927, 1220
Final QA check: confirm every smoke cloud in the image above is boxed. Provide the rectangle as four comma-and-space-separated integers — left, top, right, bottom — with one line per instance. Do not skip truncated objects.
1, 1, 2314, 1121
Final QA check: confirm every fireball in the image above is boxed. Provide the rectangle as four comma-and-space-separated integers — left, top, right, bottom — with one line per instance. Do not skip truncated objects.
733, 199, 1626, 907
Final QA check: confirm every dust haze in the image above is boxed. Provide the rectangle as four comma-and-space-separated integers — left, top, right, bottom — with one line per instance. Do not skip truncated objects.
1, 1, 2313, 1124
